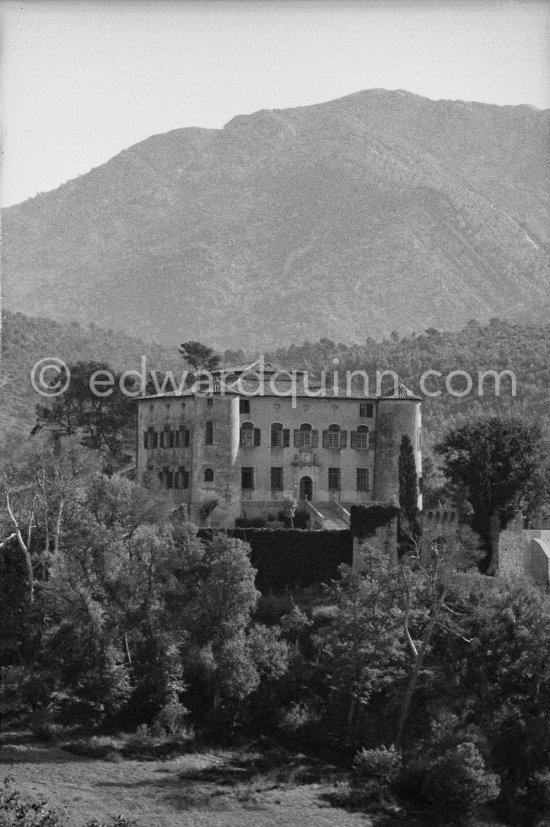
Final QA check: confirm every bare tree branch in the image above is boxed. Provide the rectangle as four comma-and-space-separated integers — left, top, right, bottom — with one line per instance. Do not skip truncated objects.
4, 483, 34, 604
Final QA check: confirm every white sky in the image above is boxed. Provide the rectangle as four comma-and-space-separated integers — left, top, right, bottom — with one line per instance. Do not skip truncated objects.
1, 0, 549, 207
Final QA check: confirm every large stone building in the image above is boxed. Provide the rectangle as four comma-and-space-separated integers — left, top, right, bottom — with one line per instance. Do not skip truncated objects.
136, 364, 422, 528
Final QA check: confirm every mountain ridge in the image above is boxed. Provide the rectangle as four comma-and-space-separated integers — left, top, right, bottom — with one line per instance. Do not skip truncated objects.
3, 88, 549, 347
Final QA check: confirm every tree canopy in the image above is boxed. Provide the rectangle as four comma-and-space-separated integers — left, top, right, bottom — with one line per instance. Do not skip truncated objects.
178, 341, 221, 371
435, 416, 550, 570
33, 361, 137, 470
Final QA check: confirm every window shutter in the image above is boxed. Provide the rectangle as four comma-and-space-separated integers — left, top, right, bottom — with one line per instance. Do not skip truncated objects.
311, 430, 318, 448
159, 431, 164, 448
340, 430, 348, 449
174, 430, 180, 448
143, 432, 148, 449
293, 429, 300, 447
322, 430, 329, 448
350, 430, 357, 448
169, 430, 175, 448
254, 428, 261, 447
153, 431, 158, 449
283, 429, 290, 447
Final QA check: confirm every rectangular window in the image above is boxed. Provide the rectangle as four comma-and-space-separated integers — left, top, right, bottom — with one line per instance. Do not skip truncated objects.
328, 468, 341, 491
205, 421, 213, 445
299, 430, 311, 447
355, 431, 369, 449
294, 429, 318, 448
326, 430, 339, 448
241, 467, 254, 490
175, 467, 188, 489
207, 397, 214, 407
184, 428, 190, 447
323, 430, 348, 449
240, 428, 254, 448
271, 425, 283, 447
359, 403, 374, 418
159, 429, 175, 449
161, 466, 173, 489
356, 468, 369, 491
240, 399, 250, 414
270, 467, 283, 490
143, 428, 156, 449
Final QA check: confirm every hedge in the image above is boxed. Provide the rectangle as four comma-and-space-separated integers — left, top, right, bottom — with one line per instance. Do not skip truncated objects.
350, 503, 400, 539
198, 528, 352, 591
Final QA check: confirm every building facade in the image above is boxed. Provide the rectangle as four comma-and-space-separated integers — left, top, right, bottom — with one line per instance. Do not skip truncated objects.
136, 365, 422, 527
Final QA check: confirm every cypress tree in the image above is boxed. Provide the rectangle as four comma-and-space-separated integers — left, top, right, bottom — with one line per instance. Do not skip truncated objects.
399, 434, 418, 526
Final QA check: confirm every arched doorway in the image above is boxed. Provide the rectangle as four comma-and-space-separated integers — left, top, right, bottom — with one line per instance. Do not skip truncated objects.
299, 476, 313, 501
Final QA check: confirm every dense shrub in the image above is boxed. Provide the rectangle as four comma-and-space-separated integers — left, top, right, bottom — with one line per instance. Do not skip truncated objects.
235, 517, 267, 528
279, 701, 320, 733
425, 742, 500, 814
0, 779, 63, 827
350, 746, 402, 806
0, 779, 135, 826
154, 698, 188, 736
353, 745, 401, 785
255, 594, 294, 624
350, 504, 399, 539
0, 666, 55, 719
497, 769, 550, 827
396, 742, 500, 819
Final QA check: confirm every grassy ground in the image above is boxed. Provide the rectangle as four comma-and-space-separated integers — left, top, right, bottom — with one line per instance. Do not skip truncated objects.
0, 731, 376, 827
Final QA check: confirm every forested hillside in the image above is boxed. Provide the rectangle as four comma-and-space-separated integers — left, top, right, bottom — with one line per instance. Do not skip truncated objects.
0, 311, 179, 439
1, 311, 549, 451
265, 318, 550, 448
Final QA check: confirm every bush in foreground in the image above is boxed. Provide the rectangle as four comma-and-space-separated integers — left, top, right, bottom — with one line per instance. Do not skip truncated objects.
0, 778, 136, 827
396, 742, 500, 821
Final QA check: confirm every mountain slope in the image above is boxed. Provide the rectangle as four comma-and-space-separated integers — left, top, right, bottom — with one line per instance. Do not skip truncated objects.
2, 89, 549, 347
0, 310, 180, 439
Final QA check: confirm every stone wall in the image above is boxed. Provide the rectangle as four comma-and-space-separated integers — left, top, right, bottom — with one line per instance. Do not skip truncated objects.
498, 523, 550, 586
